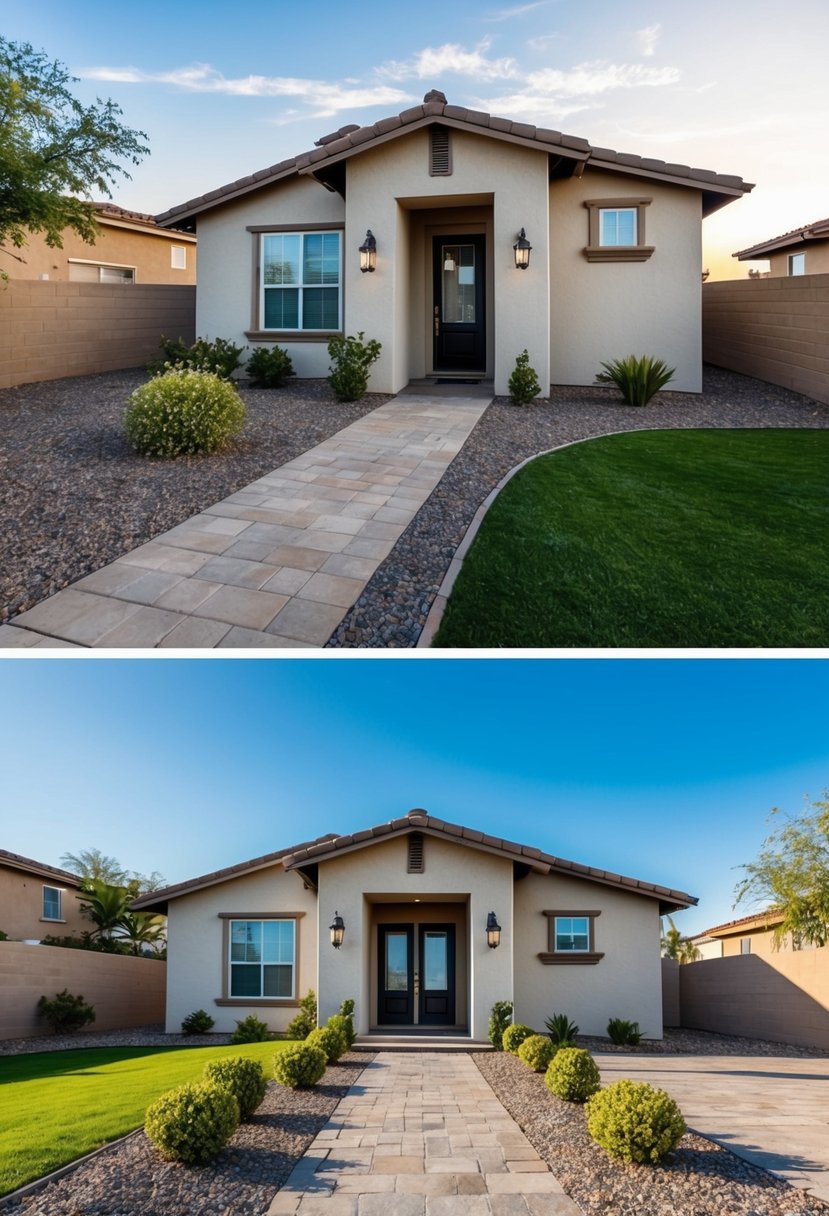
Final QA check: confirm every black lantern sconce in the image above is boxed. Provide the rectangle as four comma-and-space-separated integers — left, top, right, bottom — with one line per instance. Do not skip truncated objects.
359, 230, 377, 273
486, 911, 502, 949
330, 911, 345, 949
513, 228, 532, 270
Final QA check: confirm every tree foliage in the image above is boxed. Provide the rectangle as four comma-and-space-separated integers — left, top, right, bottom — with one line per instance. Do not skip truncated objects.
660, 916, 701, 963
0, 37, 148, 264
735, 794, 829, 947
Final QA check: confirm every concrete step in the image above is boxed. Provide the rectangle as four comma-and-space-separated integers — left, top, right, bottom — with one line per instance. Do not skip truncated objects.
354, 1033, 492, 1052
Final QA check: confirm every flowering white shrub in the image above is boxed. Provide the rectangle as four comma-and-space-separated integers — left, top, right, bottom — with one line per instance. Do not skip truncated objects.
125, 368, 245, 457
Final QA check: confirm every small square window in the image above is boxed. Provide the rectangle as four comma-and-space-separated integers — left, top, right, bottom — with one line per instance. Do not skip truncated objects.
788, 253, 806, 276
599, 208, 637, 247
540, 910, 604, 964
42, 886, 62, 920
583, 198, 654, 262
555, 916, 590, 952
171, 246, 187, 270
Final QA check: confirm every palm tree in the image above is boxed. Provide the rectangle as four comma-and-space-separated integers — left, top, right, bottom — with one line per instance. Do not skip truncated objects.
60, 848, 127, 885
77, 878, 131, 941
661, 916, 702, 964
117, 911, 166, 956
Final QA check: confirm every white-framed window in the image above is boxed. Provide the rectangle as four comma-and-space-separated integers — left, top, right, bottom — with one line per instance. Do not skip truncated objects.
599, 208, 638, 247
540, 908, 604, 964
554, 915, 590, 952
740, 937, 752, 954
261, 231, 341, 332
583, 198, 654, 263
171, 245, 187, 270
68, 260, 135, 284
229, 919, 295, 999
788, 253, 806, 276
42, 885, 62, 920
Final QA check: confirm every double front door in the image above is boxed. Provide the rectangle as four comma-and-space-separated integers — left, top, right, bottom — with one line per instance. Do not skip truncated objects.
378, 923, 456, 1026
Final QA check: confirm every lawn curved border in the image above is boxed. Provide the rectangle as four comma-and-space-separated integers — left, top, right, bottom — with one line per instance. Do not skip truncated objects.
0, 1129, 144, 1208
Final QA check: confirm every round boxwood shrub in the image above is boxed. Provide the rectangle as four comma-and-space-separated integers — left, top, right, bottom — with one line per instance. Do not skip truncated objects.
328, 1011, 354, 1051
273, 1042, 327, 1089
502, 1023, 535, 1055
307, 1023, 346, 1064
518, 1033, 557, 1073
586, 1079, 686, 1164
544, 1047, 601, 1103
125, 368, 245, 457
144, 1080, 239, 1164
204, 1056, 267, 1119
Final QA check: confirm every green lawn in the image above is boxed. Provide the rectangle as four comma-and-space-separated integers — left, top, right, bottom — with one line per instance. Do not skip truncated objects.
433, 429, 829, 648
0, 1040, 294, 1197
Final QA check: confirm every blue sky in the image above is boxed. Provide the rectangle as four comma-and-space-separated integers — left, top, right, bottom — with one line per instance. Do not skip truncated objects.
4, 0, 829, 279
2, 658, 827, 937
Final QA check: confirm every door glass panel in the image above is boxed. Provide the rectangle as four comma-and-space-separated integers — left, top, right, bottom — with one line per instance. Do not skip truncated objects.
423, 932, 448, 990
442, 244, 476, 323
385, 933, 409, 990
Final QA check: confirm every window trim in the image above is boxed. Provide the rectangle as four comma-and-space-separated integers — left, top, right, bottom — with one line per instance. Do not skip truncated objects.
251, 226, 343, 338
41, 885, 64, 922
170, 245, 187, 270
538, 909, 604, 964
788, 252, 806, 276
583, 197, 654, 262
217, 912, 304, 1007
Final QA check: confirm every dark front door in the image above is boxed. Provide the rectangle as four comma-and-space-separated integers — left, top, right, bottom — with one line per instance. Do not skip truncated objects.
432, 235, 485, 373
378, 924, 414, 1024
418, 924, 455, 1025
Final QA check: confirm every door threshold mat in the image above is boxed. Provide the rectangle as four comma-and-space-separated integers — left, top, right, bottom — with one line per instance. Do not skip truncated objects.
433, 378, 481, 385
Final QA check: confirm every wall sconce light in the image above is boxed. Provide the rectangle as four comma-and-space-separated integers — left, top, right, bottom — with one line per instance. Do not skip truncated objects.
486, 911, 502, 949
330, 911, 345, 948
513, 228, 532, 270
359, 230, 377, 273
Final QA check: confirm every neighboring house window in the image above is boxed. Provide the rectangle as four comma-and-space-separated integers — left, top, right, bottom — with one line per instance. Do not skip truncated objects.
740, 937, 752, 954
42, 886, 62, 920
788, 253, 806, 276
261, 231, 341, 332
68, 261, 135, 284
229, 918, 296, 998
171, 245, 187, 270
583, 198, 654, 262
539, 909, 604, 964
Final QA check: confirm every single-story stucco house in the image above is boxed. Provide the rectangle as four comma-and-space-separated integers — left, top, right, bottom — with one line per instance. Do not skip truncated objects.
156, 90, 752, 398
133, 807, 695, 1041
734, 216, 829, 277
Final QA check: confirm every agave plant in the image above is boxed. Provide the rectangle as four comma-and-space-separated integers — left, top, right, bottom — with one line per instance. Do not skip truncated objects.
595, 354, 676, 406
545, 1011, 580, 1047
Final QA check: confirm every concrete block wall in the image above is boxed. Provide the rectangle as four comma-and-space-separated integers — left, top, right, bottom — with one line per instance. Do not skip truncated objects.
661, 957, 680, 1027
0, 281, 196, 389
702, 273, 829, 405
0, 943, 166, 1040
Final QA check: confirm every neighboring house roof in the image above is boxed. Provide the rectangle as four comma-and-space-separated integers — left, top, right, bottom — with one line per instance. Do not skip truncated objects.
92, 201, 197, 241
132, 808, 695, 915
0, 848, 82, 887
734, 217, 829, 260
690, 909, 783, 941
155, 90, 752, 230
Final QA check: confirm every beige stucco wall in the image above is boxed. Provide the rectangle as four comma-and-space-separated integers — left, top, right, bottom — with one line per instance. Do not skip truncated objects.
768, 243, 829, 277
549, 168, 703, 392
7, 221, 196, 284
0, 864, 87, 941
513, 871, 664, 1039
164, 864, 318, 1034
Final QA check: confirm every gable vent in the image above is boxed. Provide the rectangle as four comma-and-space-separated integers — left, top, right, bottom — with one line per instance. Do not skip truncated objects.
430, 127, 452, 177
407, 833, 425, 873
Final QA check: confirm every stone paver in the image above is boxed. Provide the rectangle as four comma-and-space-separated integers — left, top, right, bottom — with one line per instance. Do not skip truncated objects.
265, 1053, 580, 1216
5, 395, 489, 649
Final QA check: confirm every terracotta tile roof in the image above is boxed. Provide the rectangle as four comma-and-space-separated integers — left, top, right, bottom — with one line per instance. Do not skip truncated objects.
735, 217, 829, 260
0, 848, 82, 886
691, 908, 783, 939
155, 91, 752, 229
93, 201, 195, 238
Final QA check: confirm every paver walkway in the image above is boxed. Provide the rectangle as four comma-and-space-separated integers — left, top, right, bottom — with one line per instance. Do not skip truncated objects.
267, 1051, 579, 1216
1, 395, 489, 649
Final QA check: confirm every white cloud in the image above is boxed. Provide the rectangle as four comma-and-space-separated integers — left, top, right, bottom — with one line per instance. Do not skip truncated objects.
378, 38, 519, 83
483, 1, 555, 21
527, 32, 565, 51
525, 61, 680, 97
637, 24, 661, 58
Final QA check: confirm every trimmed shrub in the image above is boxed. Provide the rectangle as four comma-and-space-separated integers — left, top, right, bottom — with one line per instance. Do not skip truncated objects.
327, 331, 382, 401
145, 1080, 239, 1164
508, 349, 542, 405
230, 1014, 269, 1044
273, 1042, 327, 1089
37, 989, 95, 1034
337, 998, 356, 1047
204, 1056, 267, 1119
181, 1009, 215, 1035
502, 1023, 535, 1055
545, 1012, 579, 1048
327, 1013, 354, 1052
246, 345, 295, 388
285, 989, 317, 1040
586, 1079, 686, 1164
149, 335, 246, 380
0, 930, 8, 941
607, 1017, 643, 1046
307, 1022, 346, 1064
488, 1000, 513, 1051
595, 354, 675, 407
518, 1033, 557, 1073
544, 1047, 601, 1103
125, 369, 245, 457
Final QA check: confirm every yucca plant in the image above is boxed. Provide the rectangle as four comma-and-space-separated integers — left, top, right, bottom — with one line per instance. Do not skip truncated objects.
595, 354, 675, 406
545, 1012, 579, 1048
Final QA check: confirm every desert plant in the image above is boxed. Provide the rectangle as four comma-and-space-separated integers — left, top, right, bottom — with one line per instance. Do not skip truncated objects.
518, 1033, 557, 1073
144, 1080, 239, 1164
37, 989, 96, 1034
306, 1022, 346, 1064
545, 1012, 579, 1048
204, 1056, 267, 1119
125, 369, 245, 457
246, 345, 295, 388
285, 989, 317, 1040
586, 1079, 686, 1163
544, 1047, 601, 1103
327, 1012, 354, 1052
607, 1017, 643, 1046
272, 1042, 327, 1089
230, 1013, 270, 1044
595, 354, 675, 407
327, 331, 382, 401
149, 335, 246, 380
502, 1023, 535, 1055
488, 1000, 513, 1051
181, 1009, 215, 1035
508, 349, 542, 405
